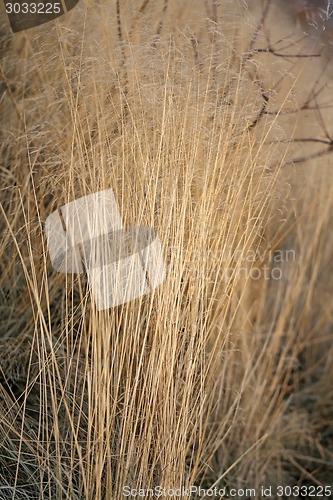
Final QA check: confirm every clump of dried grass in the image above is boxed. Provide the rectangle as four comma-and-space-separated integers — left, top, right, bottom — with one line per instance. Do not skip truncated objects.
0, 0, 332, 498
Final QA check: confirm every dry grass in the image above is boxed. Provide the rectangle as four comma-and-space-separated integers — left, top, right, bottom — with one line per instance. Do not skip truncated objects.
0, 0, 332, 498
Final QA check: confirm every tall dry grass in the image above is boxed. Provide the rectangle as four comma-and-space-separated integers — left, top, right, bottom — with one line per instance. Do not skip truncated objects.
0, 0, 332, 498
